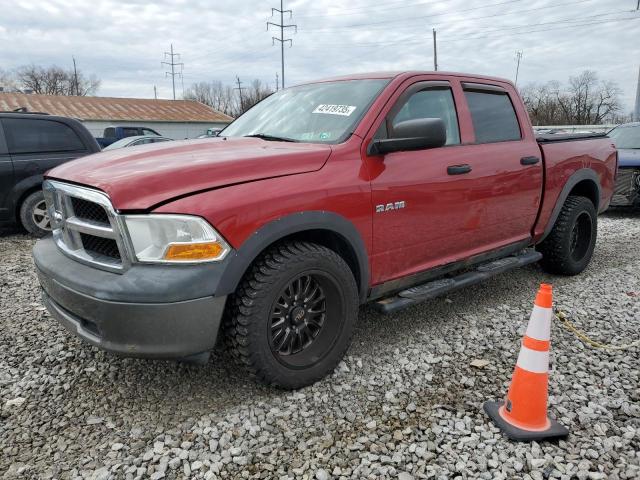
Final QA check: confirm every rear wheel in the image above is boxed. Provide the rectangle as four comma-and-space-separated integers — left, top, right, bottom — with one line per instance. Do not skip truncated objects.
225, 241, 359, 389
537, 195, 597, 275
19, 190, 51, 237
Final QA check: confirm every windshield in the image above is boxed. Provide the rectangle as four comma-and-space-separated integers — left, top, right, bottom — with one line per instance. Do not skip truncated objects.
221, 79, 389, 144
608, 124, 640, 149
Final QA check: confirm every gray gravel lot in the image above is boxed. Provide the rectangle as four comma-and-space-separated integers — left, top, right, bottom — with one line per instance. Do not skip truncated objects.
1, 212, 639, 480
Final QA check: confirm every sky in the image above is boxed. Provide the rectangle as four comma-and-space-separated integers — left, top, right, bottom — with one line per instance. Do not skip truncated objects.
1, 0, 639, 112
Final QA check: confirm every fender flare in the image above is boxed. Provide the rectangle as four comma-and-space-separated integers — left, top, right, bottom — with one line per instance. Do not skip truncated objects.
215, 211, 370, 302
539, 168, 600, 242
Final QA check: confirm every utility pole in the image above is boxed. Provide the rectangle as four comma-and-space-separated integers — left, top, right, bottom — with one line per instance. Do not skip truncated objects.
161, 44, 183, 100
634, 66, 640, 122
235, 76, 247, 114
154, 85, 157, 100
432, 29, 438, 71
267, 1, 296, 90
275, 72, 279, 92
515, 50, 523, 86
72, 57, 79, 95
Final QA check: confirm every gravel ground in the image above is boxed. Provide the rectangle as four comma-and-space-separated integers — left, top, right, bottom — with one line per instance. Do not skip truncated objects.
1, 212, 639, 480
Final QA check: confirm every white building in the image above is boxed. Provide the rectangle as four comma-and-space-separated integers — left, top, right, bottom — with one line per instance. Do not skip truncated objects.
0, 93, 233, 139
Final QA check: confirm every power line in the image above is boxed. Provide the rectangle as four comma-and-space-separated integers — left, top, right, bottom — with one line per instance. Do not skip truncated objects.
294, 0, 457, 18
301, 0, 527, 32
179, 0, 594, 71
302, 9, 636, 50
333, 14, 638, 67
161, 44, 183, 100
267, 0, 297, 89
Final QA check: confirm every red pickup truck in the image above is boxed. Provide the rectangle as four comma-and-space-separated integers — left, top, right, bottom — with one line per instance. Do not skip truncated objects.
34, 71, 616, 388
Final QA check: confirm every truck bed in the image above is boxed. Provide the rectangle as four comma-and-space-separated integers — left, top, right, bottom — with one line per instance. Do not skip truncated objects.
533, 134, 617, 241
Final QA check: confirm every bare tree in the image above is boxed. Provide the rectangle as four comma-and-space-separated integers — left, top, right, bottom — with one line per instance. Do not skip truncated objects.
15, 64, 100, 96
521, 71, 621, 125
185, 79, 274, 117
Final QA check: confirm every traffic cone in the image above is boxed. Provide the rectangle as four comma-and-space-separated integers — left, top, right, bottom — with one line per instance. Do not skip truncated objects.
484, 283, 569, 442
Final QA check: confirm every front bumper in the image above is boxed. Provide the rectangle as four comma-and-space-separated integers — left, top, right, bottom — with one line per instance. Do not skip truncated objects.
34, 237, 227, 358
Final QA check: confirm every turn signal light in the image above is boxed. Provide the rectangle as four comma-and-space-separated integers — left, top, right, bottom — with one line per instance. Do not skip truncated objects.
163, 242, 226, 261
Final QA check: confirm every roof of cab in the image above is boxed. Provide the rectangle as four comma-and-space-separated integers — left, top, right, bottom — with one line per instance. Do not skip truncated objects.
298, 71, 514, 86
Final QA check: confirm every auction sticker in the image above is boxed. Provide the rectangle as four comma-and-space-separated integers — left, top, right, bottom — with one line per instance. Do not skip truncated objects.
313, 104, 357, 116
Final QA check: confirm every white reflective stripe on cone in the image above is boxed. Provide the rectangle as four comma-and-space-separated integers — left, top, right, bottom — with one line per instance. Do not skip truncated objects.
516, 346, 549, 374
525, 305, 552, 341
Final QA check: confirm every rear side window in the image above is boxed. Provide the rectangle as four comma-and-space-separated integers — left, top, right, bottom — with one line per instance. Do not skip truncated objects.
122, 128, 139, 138
142, 128, 159, 136
464, 90, 521, 143
4, 118, 86, 154
104, 127, 116, 138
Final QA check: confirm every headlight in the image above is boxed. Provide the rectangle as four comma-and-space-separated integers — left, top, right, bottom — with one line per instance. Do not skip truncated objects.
123, 215, 230, 263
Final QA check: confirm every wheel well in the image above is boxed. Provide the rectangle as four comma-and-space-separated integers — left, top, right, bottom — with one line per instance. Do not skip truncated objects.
274, 229, 362, 293
568, 179, 599, 209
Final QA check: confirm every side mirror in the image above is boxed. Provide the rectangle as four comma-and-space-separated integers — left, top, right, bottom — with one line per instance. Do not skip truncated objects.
368, 118, 447, 155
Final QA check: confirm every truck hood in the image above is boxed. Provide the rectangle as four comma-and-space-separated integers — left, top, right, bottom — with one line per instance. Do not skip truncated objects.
618, 148, 640, 168
47, 137, 332, 210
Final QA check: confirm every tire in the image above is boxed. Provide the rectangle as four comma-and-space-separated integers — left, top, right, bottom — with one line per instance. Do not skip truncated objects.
537, 195, 597, 275
225, 241, 359, 389
19, 190, 52, 237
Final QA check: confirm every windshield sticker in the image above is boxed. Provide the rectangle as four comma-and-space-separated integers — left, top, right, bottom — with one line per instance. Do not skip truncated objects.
313, 104, 357, 116
319, 132, 330, 140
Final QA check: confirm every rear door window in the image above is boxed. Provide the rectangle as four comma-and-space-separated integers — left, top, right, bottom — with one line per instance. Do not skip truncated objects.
463, 88, 521, 143
3, 118, 86, 154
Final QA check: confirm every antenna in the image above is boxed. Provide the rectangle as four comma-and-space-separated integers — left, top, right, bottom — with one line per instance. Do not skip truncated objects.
267, 1, 297, 90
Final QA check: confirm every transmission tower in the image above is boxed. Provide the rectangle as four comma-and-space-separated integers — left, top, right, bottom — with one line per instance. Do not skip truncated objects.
161, 44, 183, 100
267, 1, 297, 90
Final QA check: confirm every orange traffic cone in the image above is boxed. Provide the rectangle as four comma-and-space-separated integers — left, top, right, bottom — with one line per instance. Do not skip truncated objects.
484, 283, 569, 441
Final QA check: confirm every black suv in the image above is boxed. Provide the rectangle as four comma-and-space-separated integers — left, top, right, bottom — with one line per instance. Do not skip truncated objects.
0, 112, 100, 236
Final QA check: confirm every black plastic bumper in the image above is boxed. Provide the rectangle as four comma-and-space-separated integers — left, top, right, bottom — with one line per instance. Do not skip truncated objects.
33, 237, 227, 358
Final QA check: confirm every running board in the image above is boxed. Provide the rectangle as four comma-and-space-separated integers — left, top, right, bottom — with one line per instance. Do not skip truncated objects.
373, 249, 542, 314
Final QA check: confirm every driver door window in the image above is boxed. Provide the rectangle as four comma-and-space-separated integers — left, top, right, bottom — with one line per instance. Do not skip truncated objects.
388, 87, 460, 145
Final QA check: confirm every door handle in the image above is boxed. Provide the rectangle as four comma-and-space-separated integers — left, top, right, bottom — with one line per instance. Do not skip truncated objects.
447, 164, 472, 175
520, 156, 540, 165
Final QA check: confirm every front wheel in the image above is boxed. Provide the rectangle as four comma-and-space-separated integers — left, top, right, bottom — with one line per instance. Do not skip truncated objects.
225, 241, 359, 389
537, 195, 597, 275
19, 190, 52, 237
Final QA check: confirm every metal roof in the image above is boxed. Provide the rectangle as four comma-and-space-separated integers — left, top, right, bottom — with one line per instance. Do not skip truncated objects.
0, 93, 233, 123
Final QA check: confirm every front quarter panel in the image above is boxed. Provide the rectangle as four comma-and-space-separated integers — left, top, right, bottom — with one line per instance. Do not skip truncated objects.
152, 143, 372, 298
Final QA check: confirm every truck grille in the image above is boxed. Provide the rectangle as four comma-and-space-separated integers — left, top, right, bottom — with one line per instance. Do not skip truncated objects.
80, 233, 122, 261
43, 180, 129, 272
611, 168, 640, 206
71, 197, 110, 225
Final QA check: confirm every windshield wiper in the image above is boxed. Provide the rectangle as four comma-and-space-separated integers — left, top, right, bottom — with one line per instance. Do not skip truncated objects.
244, 133, 298, 142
